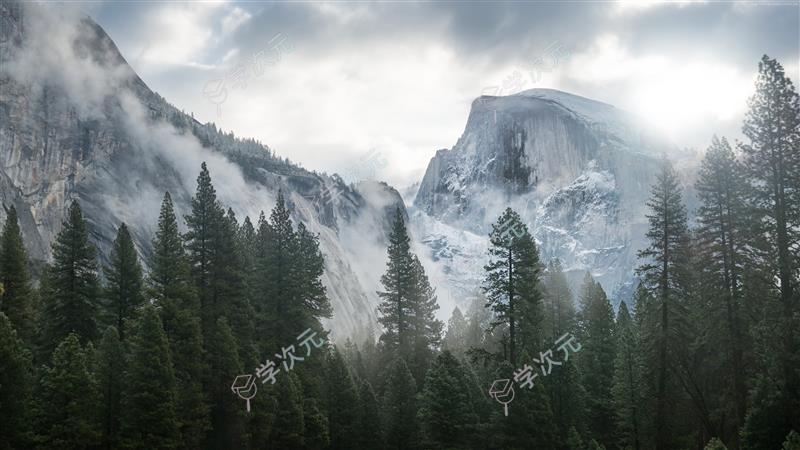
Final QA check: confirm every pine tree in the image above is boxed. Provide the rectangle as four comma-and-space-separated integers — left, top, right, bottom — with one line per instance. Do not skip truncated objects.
612, 301, 643, 450
357, 379, 385, 449
377, 208, 416, 362
636, 161, 692, 450
443, 306, 469, 355
694, 136, 752, 447
383, 357, 419, 450
488, 358, 557, 449
41, 201, 100, 353
35, 333, 101, 448
483, 207, 543, 366
541, 259, 584, 442
96, 326, 123, 449
184, 162, 225, 332
205, 317, 245, 449
104, 223, 144, 339
408, 255, 443, 386
150, 192, 196, 314
268, 371, 305, 449
739, 55, 800, 440
418, 350, 478, 448
0, 206, 34, 342
148, 192, 209, 449
120, 306, 180, 449
327, 347, 359, 450
296, 222, 333, 325
303, 397, 330, 450
0, 312, 33, 448
578, 274, 617, 446
256, 190, 308, 347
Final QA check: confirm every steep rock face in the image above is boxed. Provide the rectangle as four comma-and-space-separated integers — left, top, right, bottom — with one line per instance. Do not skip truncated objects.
0, 2, 399, 337
413, 89, 673, 304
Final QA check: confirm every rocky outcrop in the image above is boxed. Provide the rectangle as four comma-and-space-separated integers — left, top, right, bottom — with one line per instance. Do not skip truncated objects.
0, 1, 400, 337
413, 89, 673, 304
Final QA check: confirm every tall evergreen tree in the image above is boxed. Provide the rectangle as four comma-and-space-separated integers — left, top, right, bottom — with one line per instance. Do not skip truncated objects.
103, 223, 144, 339
35, 333, 101, 448
357, 379, 385, 449
377, 208, 416, 362
0, 312, 33, 448
578, 274, 617, 445
0, 206, 34, 341
205, 317, 245, 450
612, 301, 643, 450
326, 347, 359, 450
443, 306, 469, 355
694, 136, 752, 448
148, 191, 209, 449
41, 201, 100, 353
541, 259, 584, 443
268, 371, 305, 449
383, 357, 419, 450
408, 255, 443, 386
303, 397, 330, 450
120, 306, 180, 449
96, 326, 123, 449
418, 350, 478, 448
636, 161, 693, 450
483, 207, 543, 365
739, 55, 800, 442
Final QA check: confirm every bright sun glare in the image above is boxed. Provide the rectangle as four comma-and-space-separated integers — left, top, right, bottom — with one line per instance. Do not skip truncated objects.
629, 62, 754, 137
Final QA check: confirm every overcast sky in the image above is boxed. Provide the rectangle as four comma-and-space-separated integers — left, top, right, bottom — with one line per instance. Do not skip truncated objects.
79, 0, 799, 188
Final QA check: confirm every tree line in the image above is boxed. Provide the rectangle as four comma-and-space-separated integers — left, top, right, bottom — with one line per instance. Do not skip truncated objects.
0, 54, 798, 450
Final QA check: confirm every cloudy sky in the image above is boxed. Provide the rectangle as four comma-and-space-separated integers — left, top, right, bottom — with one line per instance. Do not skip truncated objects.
79, 0, 799, 188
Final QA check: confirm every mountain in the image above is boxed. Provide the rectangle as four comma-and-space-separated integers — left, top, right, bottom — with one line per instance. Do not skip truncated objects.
0, 2, 402, 338
412, 88, 677, 306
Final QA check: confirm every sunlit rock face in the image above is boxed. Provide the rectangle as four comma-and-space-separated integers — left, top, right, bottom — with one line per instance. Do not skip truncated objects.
413, 89, 674, 305
0, 2, 401, 338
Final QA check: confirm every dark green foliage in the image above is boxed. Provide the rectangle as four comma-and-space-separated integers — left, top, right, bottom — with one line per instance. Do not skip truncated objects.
377, 209, 443, 384
357, 379, 384, 449
739, 55, 800, 443
0, 206, 34, 341
0, 312, 33, 449
483, 207, 543, 366
121, 306, 180, 449
383, 357, 419, 450
418, 350, 478, 448
612, 301, 643, 450
636, 161, 692, 449
96, 326, 123, 449
41, 201, 101, 352
303, 397, 329, 450
443, 306, 468, 355
327, 347, 359, 450
268, 371, 305, 449
377, 208, 417, 360
149, 192, 209, 448
35, 333, 101, 448
578, 274, 617, 444
205, 317, 245, 449
104, 223, 144, 339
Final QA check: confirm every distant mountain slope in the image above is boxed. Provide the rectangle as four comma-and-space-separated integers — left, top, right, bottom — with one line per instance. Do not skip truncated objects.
0, 1, 400, 337
413, 88, 676, 304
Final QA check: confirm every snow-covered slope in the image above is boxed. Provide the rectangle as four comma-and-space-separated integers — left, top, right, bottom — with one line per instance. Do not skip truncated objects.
413, 89, 674, 306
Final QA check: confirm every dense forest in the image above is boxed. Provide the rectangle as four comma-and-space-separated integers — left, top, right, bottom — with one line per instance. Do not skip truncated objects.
0, 56, 798, 450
